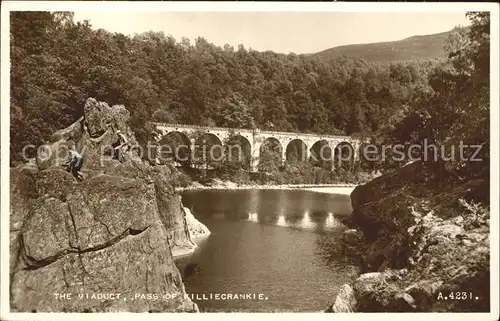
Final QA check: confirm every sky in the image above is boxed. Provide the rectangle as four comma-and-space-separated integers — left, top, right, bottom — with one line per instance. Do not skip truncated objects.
73, 11, 471, 54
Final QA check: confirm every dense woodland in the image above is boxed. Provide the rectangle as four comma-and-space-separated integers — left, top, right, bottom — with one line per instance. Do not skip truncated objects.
10, 12, 490, 185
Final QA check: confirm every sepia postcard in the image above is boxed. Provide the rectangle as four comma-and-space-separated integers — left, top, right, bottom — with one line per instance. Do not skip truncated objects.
1, 1, 498, 320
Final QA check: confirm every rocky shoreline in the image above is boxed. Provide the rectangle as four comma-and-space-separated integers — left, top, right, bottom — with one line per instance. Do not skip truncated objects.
177, 179, 357, 195
170, 206, 211, 258
328, 161, 490, 312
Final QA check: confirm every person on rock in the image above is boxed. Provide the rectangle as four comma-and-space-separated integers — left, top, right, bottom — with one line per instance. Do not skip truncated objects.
113, 130, 131, 162
66, 143, 84, 181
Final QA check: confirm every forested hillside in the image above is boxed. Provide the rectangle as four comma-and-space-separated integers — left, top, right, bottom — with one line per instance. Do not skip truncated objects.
11, 11, 442, 164
10, 11, 489, 186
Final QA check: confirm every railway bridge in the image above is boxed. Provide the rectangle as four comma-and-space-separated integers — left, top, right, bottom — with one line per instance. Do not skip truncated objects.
151, 123, 364, 172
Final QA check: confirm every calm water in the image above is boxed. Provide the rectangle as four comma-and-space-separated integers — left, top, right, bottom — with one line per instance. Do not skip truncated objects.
176, 189, 357, 312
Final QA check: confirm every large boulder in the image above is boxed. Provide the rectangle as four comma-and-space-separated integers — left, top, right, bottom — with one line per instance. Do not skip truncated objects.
10, 98, 207, 312
33, 168, 76, 200
36, 140, 72, 171
154, 179, 196, 257
10, 169, 39, 279
331, 161, 489, 312
35, 97, 141, 173
50, 116, 84, 143
332, 284, 357, 312
84, 98, 133, 138
10, 172, 198, 312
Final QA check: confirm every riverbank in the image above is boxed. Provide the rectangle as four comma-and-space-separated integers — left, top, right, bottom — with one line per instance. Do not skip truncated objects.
176, 179, 358, 196
329, 161, 490, 312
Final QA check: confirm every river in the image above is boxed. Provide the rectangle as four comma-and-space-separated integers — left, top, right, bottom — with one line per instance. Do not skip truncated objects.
175, 188, 358, 312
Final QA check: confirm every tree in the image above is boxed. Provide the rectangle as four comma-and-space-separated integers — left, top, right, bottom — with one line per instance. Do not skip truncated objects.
211, 93, 255, 129
258, 139, 282, 173
158, 132, 191, 168
386, 12, 490, 180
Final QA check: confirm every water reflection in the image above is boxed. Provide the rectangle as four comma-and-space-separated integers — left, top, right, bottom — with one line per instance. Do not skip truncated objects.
276, 214, 287, 227
246, 208, 343, 231
324, 212, 339, 229
177, 189, 357, 312
248, 212, 259, 223
182, 189, 351, 233
299, 211, 316, 229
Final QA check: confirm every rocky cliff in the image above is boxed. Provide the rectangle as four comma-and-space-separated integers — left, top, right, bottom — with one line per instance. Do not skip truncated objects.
332, 161, 490, 312
10, 98, 208, 312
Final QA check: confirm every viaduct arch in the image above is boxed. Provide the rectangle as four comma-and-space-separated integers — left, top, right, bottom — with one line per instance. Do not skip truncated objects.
151, 123, 364, 172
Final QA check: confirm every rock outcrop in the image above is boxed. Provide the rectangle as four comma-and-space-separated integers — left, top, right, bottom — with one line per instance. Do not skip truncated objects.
184, 207, 211, 239
331, 161, 490, 312
10, 98, 208, 312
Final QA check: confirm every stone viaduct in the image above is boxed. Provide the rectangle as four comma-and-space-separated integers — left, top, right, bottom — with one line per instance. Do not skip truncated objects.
151, 122, 364, 172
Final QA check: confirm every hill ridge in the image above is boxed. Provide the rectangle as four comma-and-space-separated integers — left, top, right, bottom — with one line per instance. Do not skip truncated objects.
313, 27, 469, 62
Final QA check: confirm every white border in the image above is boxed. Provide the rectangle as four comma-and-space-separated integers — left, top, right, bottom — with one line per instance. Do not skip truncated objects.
0, 1, 497, 12
1, 2, 499, 321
